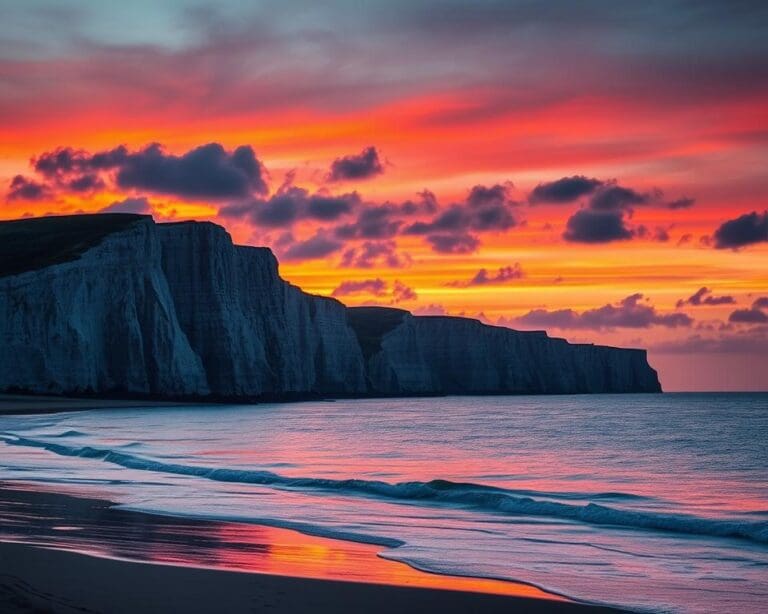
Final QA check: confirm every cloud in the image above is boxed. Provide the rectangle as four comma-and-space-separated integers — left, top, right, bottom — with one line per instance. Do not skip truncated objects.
339, 240, 411, 268
391, 280, 417, 302
220, 186, 359, 227
29, 143, 268, 200
412, 303, 449, 316
67, 174, 105, 192
33, 147, 130, 177
281, 231, 344, 261
729, 308, 768, 324
652, 328, 768, 354
327, 147, 384, 182
752, 297, 768, 309
676, 287, 735, 308
6, 175, 49, 201
559, 180, 669, 244
448, 263, 524, 287
331, 278, 388, 297
331, 278, 416, 304
563, 208, 634, 243
466, 183, 514, 207
588, 184, 655, 211
528, 175, 602, 204
516, 293, 693, 330
713, 210, 768, 249
115, 143, 267, 199
99, 196, 153, 214
666, 197, 696, 210
399, 183, 518, 253
425, 233, 480, 254
335, 203, 404, 239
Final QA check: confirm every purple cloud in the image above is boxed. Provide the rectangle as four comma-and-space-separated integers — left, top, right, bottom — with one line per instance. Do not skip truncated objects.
517, 294, 693, 330
327, 147, 384, 182
676, 287, 735, 308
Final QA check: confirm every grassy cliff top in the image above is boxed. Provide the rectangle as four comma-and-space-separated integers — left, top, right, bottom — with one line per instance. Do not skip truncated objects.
346, 306, 409, 360
0, 214, 148, 278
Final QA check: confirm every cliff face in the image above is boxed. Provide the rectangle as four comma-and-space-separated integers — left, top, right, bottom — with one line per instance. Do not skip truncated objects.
350, 308, 660, 394
0, 217, 208, 396
157, 221, 366, 396
0, 215, 661, 398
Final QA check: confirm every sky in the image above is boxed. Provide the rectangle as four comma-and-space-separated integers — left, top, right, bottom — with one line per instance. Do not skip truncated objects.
1, 1, 767, 391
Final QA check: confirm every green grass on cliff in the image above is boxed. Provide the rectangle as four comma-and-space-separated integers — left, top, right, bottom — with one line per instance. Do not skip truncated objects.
0, 214, 147, 278
347, 306, 408, 360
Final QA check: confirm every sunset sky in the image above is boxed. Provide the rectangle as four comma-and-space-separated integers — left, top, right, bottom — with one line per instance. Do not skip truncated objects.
2, 1, 767, 390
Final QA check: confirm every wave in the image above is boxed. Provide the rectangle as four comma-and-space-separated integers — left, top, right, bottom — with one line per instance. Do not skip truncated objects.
3, 432, 767, 545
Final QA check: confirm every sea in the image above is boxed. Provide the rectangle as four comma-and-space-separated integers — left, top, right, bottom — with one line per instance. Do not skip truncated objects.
1, 393, 766, 613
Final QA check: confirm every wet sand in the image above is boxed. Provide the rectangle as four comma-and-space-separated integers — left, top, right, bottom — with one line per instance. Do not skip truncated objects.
0, 393, 189, 415
0, 484, 622, 613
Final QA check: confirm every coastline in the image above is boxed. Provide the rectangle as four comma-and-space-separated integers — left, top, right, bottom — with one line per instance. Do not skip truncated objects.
0, 484, 621, 613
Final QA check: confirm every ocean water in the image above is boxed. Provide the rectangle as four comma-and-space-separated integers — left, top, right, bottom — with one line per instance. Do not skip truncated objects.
1, 393, 767, 613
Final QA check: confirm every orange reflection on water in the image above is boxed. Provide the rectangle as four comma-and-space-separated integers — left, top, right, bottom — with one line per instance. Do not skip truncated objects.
173, 521, 564, 602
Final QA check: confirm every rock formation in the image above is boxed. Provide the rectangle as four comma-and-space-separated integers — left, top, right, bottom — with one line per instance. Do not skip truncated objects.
0, 214, 661, 398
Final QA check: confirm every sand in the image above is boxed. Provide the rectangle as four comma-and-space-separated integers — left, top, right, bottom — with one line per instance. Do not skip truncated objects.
0, 393, 189, 415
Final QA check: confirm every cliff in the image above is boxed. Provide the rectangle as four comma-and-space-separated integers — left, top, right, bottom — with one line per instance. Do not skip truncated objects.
347, 307, 660, 394
0, 215, 661, 398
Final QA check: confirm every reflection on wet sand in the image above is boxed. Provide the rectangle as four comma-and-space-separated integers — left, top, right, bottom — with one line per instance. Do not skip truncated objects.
0, 482, 563, 601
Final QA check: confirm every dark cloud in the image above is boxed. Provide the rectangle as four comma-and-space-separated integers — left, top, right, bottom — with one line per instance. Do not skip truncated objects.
448, 263, 524, 287
466, 183, 513, 208
115, 143, 267, 199
528, 175, 602, 204
676, 287, 735, 308
588, 184, 654, 211
327, 146, 384, 182
339, 240, 411, 268
713, 210, 768, 249
729, 308, 768, 324
752, 297, 768, 309
31, 143, 267, 200
331, 278, 388, 297
400, 183, 517, 253
562, 208, 633, 243
67, 174, 105, 192
220, 187, 358, 227
517, 293, 693, 330
667, 197, 696, 210
425, 233, 480, 254
335, 204, 404, 239
7, 175, 49, 201
281, 231, 344, 261
99, 197, 152, 214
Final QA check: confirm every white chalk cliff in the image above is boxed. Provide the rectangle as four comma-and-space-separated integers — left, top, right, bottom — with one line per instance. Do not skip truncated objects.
0, 214, 661, 398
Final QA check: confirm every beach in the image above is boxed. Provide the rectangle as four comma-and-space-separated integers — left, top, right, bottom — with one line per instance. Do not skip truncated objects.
0, 484, 613, 613
0, 393, 189, 415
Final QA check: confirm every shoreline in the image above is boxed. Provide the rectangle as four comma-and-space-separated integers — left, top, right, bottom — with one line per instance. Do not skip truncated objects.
0, 483, 621, 613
